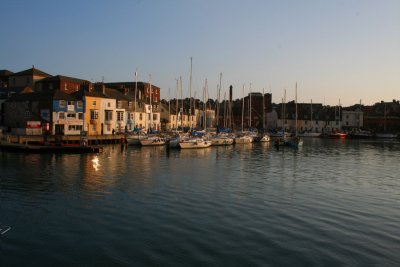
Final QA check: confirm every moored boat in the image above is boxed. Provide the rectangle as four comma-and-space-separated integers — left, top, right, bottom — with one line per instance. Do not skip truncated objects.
126, 132, 147, 145
348, 130, 373, 139
297, 132, 322, 137
210, 135, 234, 146
328, 132, 348, 139
259, 134, 271, 142
140, 136, 166, 146
234, 135, 253, 144
375, 133, 398, 139
179, 138, 212, 149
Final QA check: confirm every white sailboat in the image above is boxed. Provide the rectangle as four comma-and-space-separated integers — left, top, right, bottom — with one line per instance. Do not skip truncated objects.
259, 88, 271, 142
235, 85, 253, 144
284, 83, 303, 147
140, 136, 166, 146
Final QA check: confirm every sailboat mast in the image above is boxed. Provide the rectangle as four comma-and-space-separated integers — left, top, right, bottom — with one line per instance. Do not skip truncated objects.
295, 83, 298, 136
134, 69, 138, 130
242, 84, 245, 133
223, 92, 227, 128
281, 98, 284, 131
263, 88, 265, 131
217, 72, 222, 128
339, 98, 341, 131
180, 76, 183, 129
149, 74, 153, 132
310, 99, 313, 131
189, 57, 193, 130
284, 89, 286, 132
204, 79, 208, 131
249, 83, 252, 129
175, 79, 178, 131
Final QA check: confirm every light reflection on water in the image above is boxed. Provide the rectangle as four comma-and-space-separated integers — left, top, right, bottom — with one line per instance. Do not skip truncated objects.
1, 138, 400, 266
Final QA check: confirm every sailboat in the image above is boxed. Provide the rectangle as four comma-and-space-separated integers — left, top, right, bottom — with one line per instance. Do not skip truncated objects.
259, 88, 271, 142
140, 75, 166, 146
179, 62, 212, 149
235, 84, 253, 144
328, 99, 348, 138
284, 83, 303, 147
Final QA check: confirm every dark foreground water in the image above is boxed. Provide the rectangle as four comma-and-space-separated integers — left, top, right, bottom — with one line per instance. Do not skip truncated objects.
1, 139, 400, 266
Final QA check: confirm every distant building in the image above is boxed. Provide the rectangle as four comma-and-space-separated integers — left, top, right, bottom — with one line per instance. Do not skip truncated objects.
8, 67, 51, 89
0, 69, 14, 88
3, 90, 83, 135
363, 100, 400, 132
36, 75, 90, 94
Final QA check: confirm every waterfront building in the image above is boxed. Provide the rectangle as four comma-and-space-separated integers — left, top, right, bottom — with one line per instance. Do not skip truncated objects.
36, 75, 90, 94
1, 86, 34, 127
3, 90, 83, 135
363, 100, 400, 132
8, 67, 51, 89
105, 82, 161, 132
0, 69, 14, 88
341, 110, 363, 130
73, 86, 106, 136
93, 83, 133, 134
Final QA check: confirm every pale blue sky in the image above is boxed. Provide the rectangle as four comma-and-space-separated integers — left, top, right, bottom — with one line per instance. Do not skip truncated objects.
1, 0, 399, 106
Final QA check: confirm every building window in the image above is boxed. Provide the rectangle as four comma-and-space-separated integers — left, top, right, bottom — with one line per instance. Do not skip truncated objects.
59, 112, 65, 119
77, 101, 83, 108
117, 111, 124, 121
67, 101, 74, 106
140, 113, 142, 120
92, 101, 96, 107
117, 101, 122, 109
105, 110, 113, 121
107, 102, 111, 108
67, 113, 76, 119
92, 124, 96, 131
25, 110, 31, 118
68, 125, 83, 131
78, 113, 83, 120
130, 113, 134, 120
90, 110, 98, 120
153, 114, 157, 121
59, 100, 66, 108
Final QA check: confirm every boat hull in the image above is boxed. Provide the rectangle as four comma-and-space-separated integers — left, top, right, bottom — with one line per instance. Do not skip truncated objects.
179, 140, 212, 149
211, 138, 234, 146
140, 138, 166, 146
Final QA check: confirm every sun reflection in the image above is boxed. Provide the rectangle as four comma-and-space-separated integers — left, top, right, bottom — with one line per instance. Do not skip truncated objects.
92, 156, 100, 171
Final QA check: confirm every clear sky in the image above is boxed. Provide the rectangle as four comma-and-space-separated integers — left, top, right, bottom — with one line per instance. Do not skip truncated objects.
1, 0, 399, 106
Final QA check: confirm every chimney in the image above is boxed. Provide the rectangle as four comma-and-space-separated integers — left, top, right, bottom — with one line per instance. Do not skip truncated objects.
94, 82, 106, 94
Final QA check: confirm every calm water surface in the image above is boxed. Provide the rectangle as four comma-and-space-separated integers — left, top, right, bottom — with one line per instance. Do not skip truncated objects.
1, 139, 400, 266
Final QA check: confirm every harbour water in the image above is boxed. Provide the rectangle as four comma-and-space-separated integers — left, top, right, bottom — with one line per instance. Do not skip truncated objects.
1, 139, 400, 266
